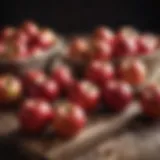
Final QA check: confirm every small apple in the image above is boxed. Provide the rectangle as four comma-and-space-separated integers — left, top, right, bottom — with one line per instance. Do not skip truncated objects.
139, 84, 160, 118
85, 61, 115, 87
118, 58, 146, 85
36, 28, 57, 49
32, 79, 60, 102
113, 27, 138, 57
12, 29, 29, 45
19, 99, 54, 133
22, 69, 46, 93
67, 37, 90, 61
0, 75, 22, 103
68, 80, 100, 111
21, 20, 39, 38
92, 26, 115, 44
91, 39, 112, 61
53, 101, 87, 138
103, 80, 133, 111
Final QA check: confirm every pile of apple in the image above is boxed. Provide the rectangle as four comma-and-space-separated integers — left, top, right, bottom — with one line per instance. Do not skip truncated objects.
15, 58, 159, 137
0, 21, 57, 60
67, 26, 159, 62
0, 25, 160, 138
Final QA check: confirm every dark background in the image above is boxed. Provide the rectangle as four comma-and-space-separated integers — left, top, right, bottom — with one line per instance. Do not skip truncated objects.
0, 0, 160, 33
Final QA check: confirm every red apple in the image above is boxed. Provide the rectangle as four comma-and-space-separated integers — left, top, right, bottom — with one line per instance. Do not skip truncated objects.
137, 34, 158, 55
103, 80, 133, 111
22, 69, 46, 93
21, 20, 39, 38
12, 29, 29, 44
92, 26, 115, 44
36, 28, 56, 49
113, 27, 138, 57
139, 84, 160, 118
68, 80, 100, 111
91, 39, 112, 61
19, 99, 54, 133
53, 101, 86, 137
67, 37, 90, 61
51, 64, 75, 92
0, 75, 22, 103
30, 79, 60, 102
85, 61, 115, 87
118, 58, 146, 85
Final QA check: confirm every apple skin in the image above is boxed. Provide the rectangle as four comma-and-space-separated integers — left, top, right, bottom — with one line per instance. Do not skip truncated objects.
85, 60, 115, 87
139, 84, 160, 118
19, 99, 54, 133
53, 101, 87, 138
117, 58, 146, 85
68, 80, 101, 111
103, 80, 133, 112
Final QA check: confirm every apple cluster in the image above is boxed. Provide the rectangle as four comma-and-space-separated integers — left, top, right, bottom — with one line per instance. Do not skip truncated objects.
67, 26, 159, 62
0, 25, 160, 138
0, 21, 57, 60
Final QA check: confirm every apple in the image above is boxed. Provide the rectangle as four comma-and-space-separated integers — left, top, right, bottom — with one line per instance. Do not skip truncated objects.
68, 80, 100, 111
139, 84, 160, 118
53, 101, 87, 138
91, 39, 112, 61
92, 26, 115, 44
113, 27, 138, 57
137, 34, 158, 55
12, 29, 29, 45
30, 79, 60, 102
85, 61, 115, 87
21, 20, 39, 38
51, 64, 75, 93
103, 80, 133, 111
22, 69, 46, 94
118, 58, 146, 85
19, 99, 54, 133
36, 28, 57, 49
0, 75, 22, 103
67, 37, 90, 61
